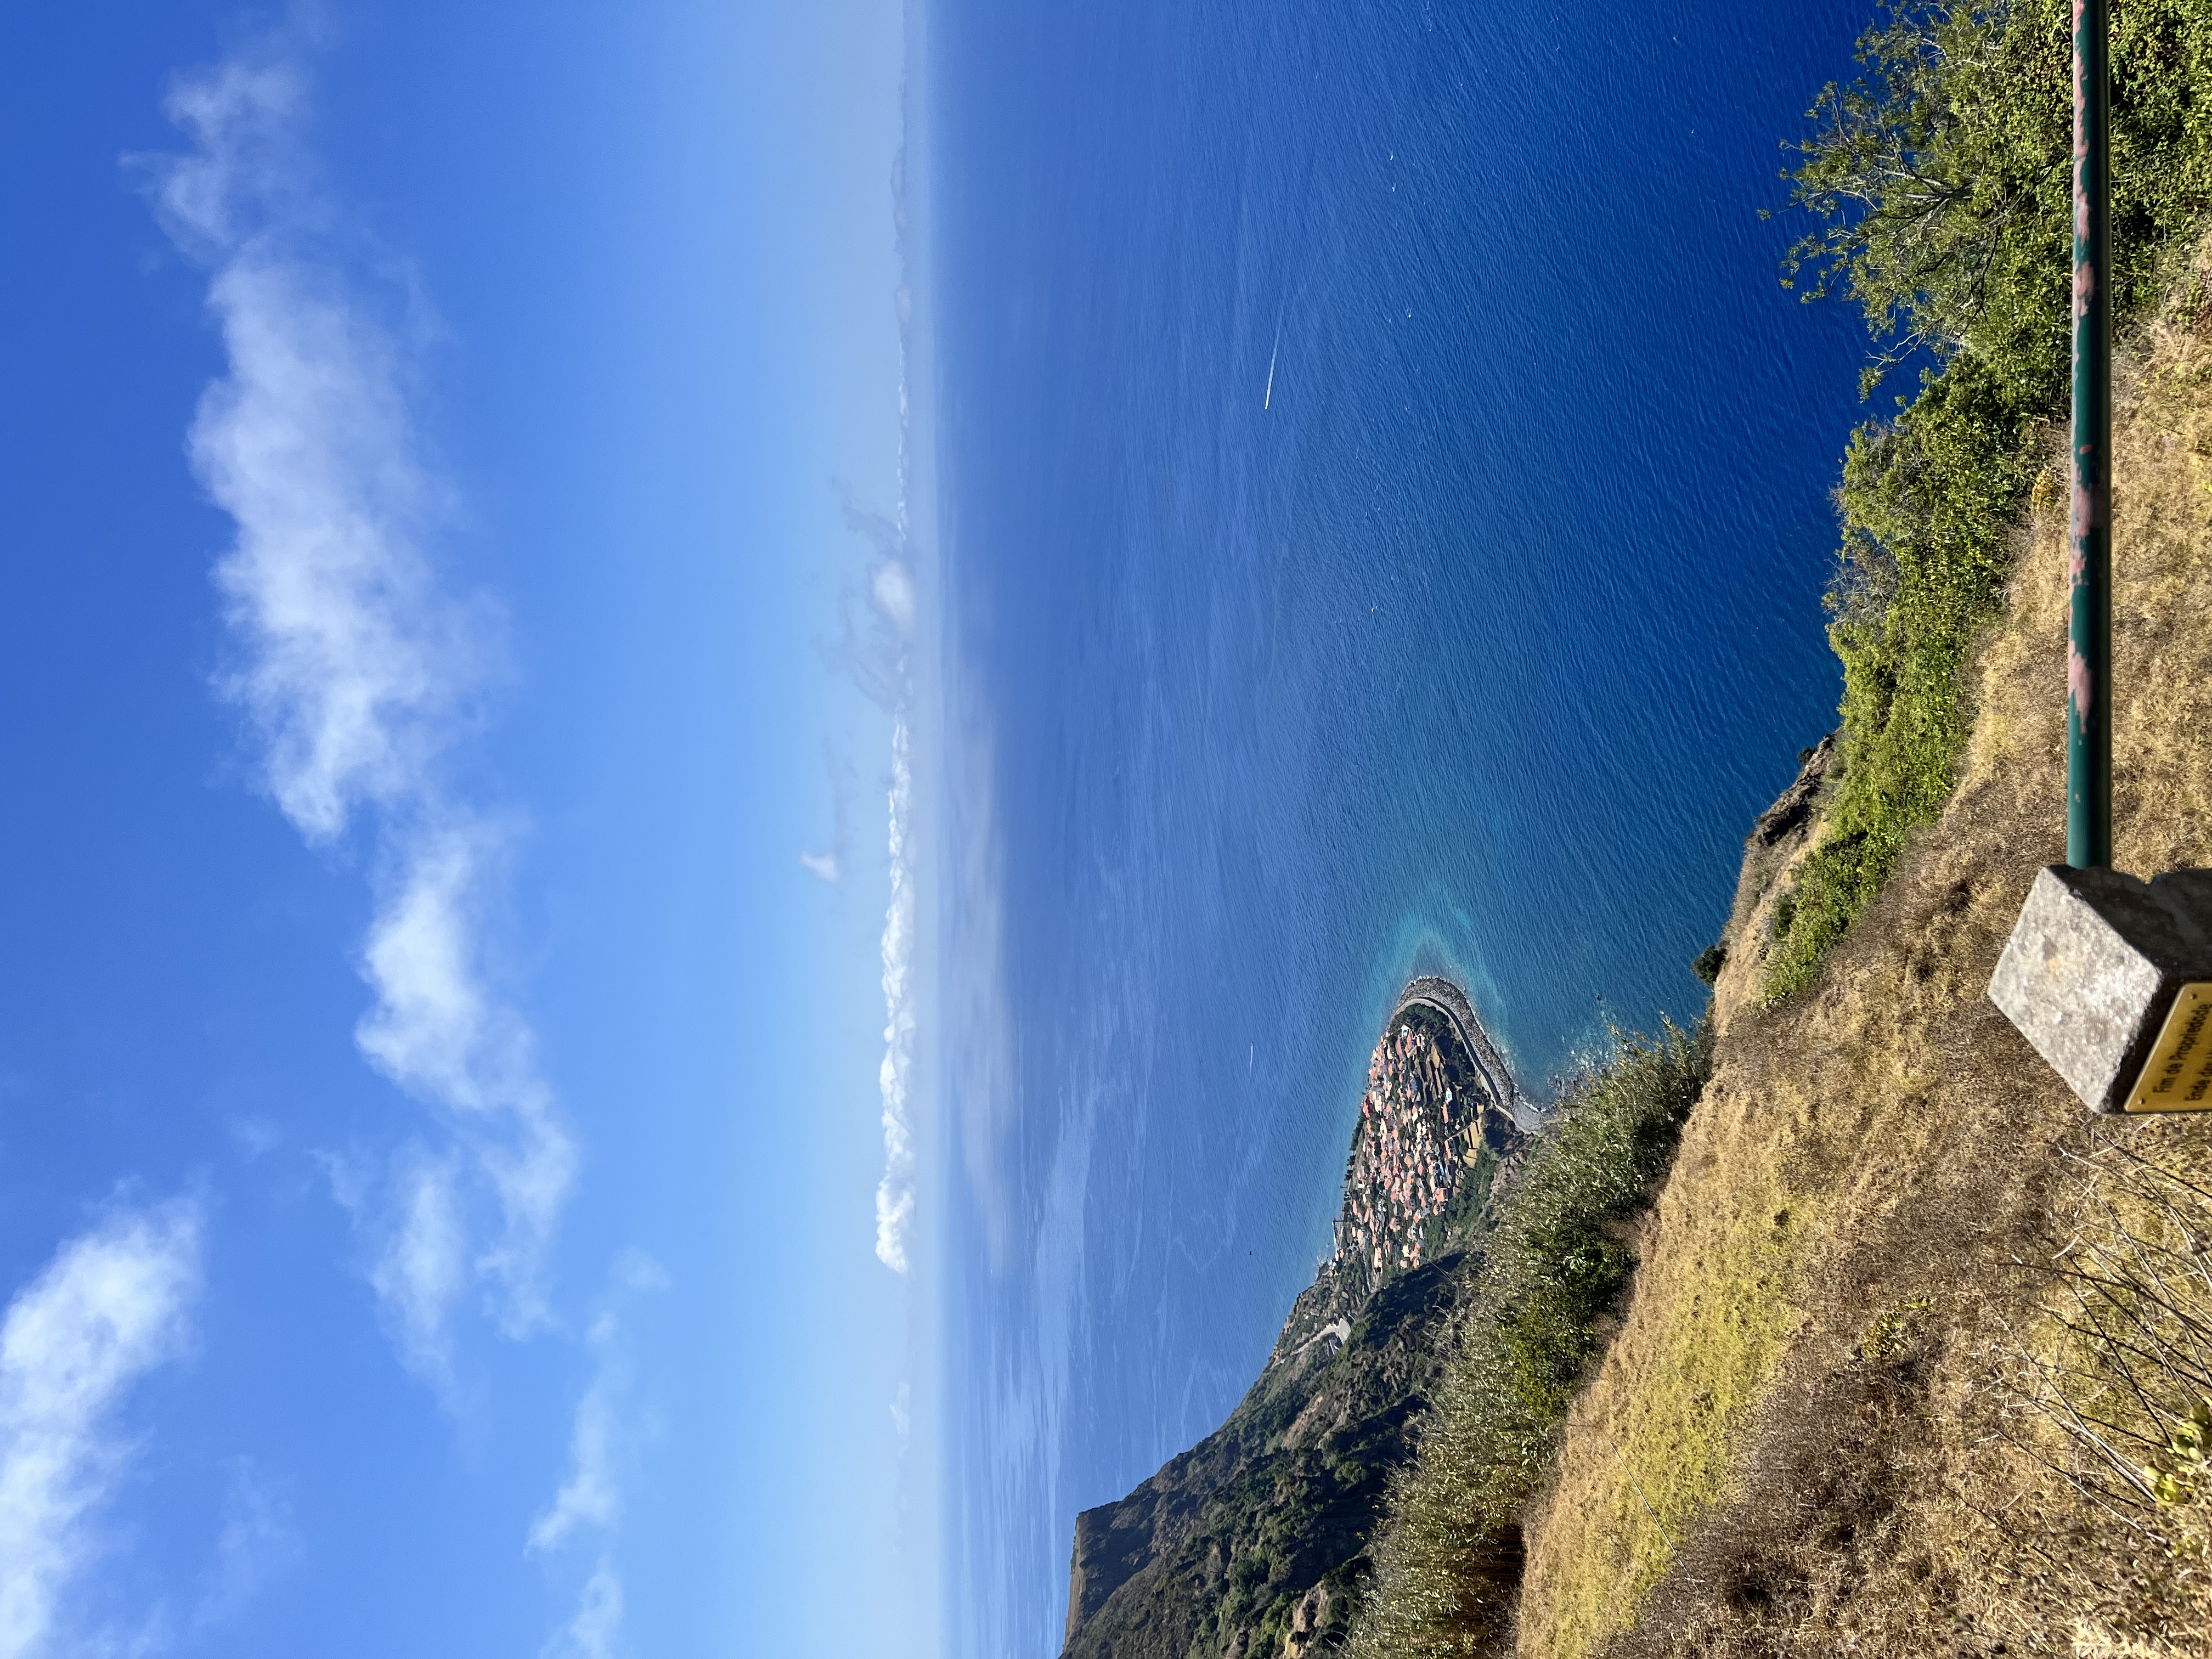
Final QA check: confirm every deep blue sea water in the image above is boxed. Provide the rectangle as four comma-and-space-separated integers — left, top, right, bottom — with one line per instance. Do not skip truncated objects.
929, 3, 1875, 1652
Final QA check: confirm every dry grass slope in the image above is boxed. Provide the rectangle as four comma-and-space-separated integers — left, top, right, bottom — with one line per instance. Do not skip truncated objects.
1514, 246, 2212, 1658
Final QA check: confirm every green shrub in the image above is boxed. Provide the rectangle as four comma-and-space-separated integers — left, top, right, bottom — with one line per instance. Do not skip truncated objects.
1345, 1021, 1711, 1658
1764, 0, 2212, 1001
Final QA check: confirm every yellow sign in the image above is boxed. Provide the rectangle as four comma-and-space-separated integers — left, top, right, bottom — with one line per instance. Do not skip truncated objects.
2124, 983, 2212, 1113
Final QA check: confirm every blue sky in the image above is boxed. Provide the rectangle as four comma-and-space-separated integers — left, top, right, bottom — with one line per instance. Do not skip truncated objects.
0, 4, 925, 1656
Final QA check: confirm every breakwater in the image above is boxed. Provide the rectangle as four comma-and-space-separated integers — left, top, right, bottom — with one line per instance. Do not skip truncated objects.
1393, 975, 1538, 1132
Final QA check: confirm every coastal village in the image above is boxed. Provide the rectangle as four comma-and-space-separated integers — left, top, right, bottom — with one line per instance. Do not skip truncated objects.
1244, 981, 1530, 1387
1329, 997, 1514, 1298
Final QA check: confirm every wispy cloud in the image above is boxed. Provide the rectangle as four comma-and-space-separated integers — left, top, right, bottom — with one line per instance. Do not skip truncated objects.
943, 666, 1017, 1273
528, 1255, 664, 1659
889, 1381, 912, 1454
362, 1148, 469, 1387
0, 1201, 203, 1659
192, 1460, 302, 1634
142, 35, 574, 1375
543, 1559, 623, 1659
526, 1335, 622, 1554
355, 824, 573, 1337
800, 741, 859, 888
827, 496, 913, 715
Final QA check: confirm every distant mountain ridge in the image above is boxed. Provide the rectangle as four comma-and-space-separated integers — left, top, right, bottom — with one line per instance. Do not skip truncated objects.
1059, 983, 1528, 1659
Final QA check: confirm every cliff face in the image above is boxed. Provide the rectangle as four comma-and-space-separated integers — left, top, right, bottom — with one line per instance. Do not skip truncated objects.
1059, 990, 1526, 1659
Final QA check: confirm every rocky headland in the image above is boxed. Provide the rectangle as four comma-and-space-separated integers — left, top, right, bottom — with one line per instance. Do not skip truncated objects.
1057, 981, 1528, 1659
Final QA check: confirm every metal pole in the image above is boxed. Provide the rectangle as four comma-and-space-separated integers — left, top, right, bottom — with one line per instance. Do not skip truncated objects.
2070, 0, 2113, 869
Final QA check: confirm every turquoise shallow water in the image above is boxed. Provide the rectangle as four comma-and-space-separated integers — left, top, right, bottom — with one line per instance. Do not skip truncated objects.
930, 1, 1876, 1650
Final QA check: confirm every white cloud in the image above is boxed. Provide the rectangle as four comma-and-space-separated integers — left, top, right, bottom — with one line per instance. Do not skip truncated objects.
145, 38, 575, 1375
801, 742, 857, 892
364, 1152, 468, 1389
528, 1253, 663, 1556
871, 560, 916, 637
874, 714, 917, 1274
357, 825, 575, 1339
151, 53, 477, 848
526, 1318, 620, 1554
526, 1256, 663, 1659
866, 137, 932, 1283
543, 1559, 623, 1659
835, 369, 924, 1283
0, 1202, 202, 1659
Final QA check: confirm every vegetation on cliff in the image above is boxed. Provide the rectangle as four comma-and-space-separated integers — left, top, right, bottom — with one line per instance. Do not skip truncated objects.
1763, 0, 2212, 998
1058, 1255, 1473, 1659
1342, 1023, 1709, 1659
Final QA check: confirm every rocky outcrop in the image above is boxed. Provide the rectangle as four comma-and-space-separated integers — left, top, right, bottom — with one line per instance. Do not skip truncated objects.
1748, 731, 1836, 848
1058, 980, 1526, 1659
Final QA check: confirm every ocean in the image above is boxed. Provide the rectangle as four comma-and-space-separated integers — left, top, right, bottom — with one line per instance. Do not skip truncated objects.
928, 1, 1874, 1651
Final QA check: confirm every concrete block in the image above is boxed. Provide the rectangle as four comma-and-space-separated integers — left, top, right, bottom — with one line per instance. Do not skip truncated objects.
1989, 865, 2212, 1113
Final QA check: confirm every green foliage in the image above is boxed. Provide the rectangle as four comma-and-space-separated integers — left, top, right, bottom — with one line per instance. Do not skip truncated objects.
1768, 355, 2034, 992
1345, 1022, 1712, 1658
1781, 0, 2212, 393
1691, 943, 1728, 986
1781, 1, 2072, 396
1767, 0, 2212, 1001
